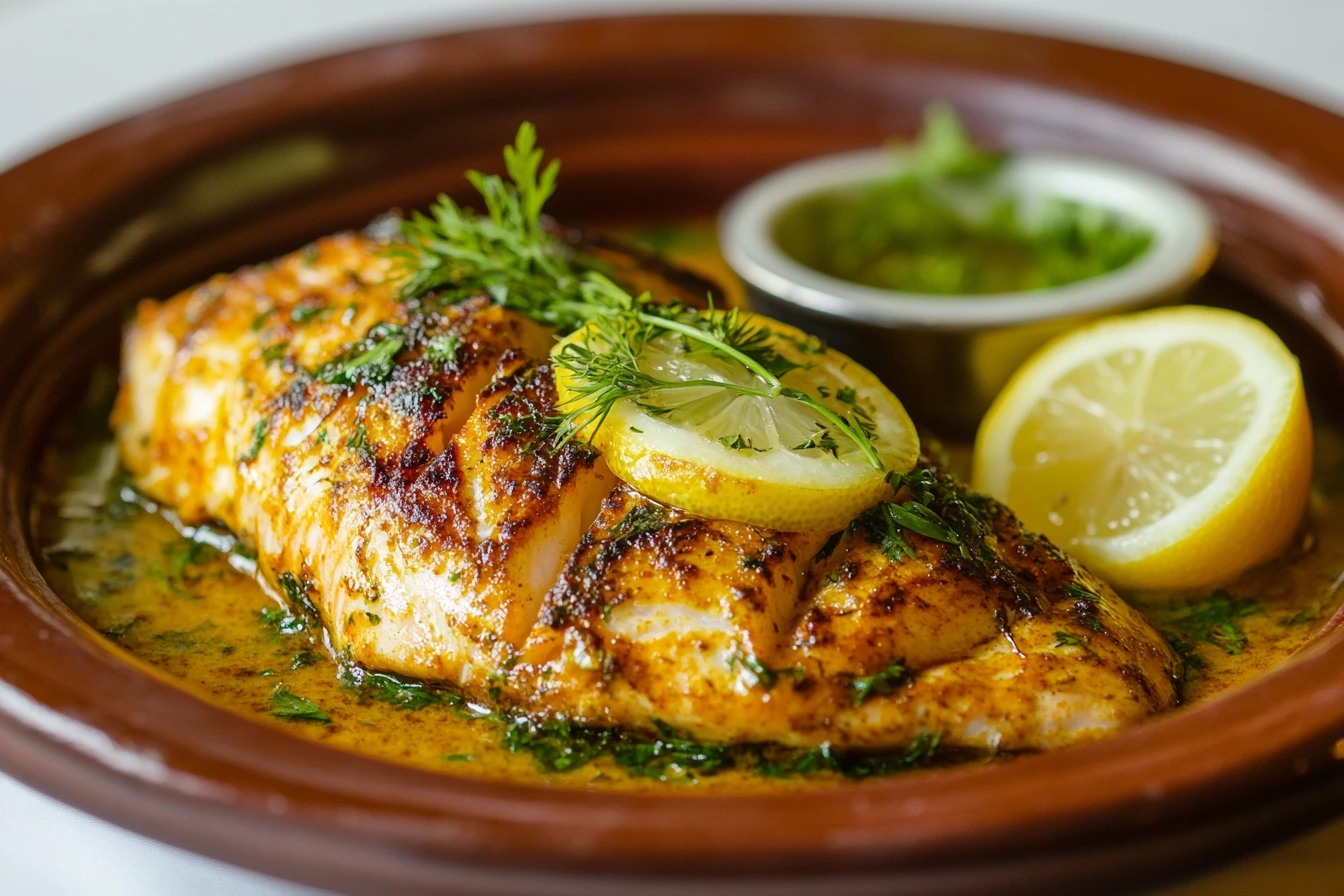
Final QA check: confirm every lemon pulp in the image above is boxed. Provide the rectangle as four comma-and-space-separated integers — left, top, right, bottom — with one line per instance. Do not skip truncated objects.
552, 311, 919, 532
973, 305, 1312, 589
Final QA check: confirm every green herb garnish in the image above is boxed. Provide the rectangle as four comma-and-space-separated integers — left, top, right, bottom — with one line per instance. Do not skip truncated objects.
756, 732, 941, 779
269, 684, 330, 724
340, 666, 462, 712
606, 504, 668, 542
850, 660, 907, 706
1064, 582, 1101, 602
1162, 590, 1265, 658
718, 434, 766, 452
261, 342, 289, 363
316, 326, 405, 387
502, 718, 731, 779
390, 123, 886, 470
424, 332, 461, 367
238, 418, 269, 463
773, 104, 1152, 296
259, 604, 307, 635
290, 648, 322, 669
345, 424, 372, 456
728, 652, 779, 690
290, 302, 329, 324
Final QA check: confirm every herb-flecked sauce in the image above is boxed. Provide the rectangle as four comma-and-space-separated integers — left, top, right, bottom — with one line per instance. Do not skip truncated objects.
34, 222, 1344, 792
770, 106, 1154, 297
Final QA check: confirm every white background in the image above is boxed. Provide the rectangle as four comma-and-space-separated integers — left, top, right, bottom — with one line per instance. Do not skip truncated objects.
4, 1, 1344, 893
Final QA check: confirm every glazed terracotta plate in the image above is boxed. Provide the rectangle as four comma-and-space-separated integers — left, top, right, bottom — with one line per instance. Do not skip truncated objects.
3, 14, 1344, 896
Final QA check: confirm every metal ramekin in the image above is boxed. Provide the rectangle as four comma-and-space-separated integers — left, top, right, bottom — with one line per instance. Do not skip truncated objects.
719, 148, 1217, 435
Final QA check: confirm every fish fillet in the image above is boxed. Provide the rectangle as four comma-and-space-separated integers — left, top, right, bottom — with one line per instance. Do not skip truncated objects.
113, 230, 1180, 751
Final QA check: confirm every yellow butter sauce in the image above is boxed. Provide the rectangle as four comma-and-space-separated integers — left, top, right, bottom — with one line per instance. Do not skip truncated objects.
32, 223, 1344, 791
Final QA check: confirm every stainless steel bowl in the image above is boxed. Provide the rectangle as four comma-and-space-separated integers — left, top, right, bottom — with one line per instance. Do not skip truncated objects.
719, 148, 1217, 435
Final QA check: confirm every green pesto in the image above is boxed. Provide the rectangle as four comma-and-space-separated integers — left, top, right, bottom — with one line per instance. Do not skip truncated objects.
773, 104, 1153, 296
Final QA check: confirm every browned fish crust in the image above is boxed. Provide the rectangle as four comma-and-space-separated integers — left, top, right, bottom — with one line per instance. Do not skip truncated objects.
114, 229, 1180, 751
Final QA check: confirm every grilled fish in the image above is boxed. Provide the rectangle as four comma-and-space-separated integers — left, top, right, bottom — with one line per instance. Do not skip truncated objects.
114, 230, 1180, 752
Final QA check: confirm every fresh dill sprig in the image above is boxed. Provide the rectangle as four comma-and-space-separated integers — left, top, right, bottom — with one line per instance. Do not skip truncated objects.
1162, 590, 1264, 657
388, 123, 888, 470
387, 122, 592, 328
547, 283, 883, 468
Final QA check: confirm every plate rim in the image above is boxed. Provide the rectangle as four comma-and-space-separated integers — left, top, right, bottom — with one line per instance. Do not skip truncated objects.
3, 11, 1344, 894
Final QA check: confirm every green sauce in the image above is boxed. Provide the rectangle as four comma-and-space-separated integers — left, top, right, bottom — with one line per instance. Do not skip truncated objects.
773, 105, 1153, 295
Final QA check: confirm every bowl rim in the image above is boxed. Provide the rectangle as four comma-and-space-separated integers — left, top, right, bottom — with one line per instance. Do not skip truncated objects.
3, 11, 1344, 895
719, 146, 1218, 328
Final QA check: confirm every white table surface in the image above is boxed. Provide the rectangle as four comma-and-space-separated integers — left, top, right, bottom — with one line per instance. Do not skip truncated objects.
5, 1, 1344, 893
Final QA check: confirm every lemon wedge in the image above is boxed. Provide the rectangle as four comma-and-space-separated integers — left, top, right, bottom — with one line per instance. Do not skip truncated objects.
552, 311, 919, 532
973, 305, 1312, 589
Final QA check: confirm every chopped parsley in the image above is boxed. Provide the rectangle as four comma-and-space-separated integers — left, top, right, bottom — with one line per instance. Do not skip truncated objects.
1064, 582, 1101, 603
728, 652, 779, 690
100, 619, 140, 640
424, 332, 461, 367
261, 342, 289, 363
269, 684, 330, 724
502, 718, 731, 779
718, 434, 767, 452
316, 325, 405, 387
849, 660, 908, 706
345, 424, 372, 456
290, 302, 329, 324
250, 307, 276, 331
260, 604, 308, 635
238, 418, 269, 463
341, 666, 462, 712
756, 732, 941, 779
791, 426, 840, 458
290, 648, 322, 669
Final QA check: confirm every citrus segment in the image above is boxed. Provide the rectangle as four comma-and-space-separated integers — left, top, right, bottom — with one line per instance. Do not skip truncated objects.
552, 311, 919, 532
973, 305, 1312, 589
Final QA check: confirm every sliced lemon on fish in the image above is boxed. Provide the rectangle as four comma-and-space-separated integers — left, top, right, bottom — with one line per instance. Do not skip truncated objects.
973, 305, 1312, 589
551, 310, 919, 532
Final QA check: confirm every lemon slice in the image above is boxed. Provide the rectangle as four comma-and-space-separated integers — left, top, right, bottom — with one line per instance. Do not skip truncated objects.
552, 311, 919, 532
973, 305, 1312, 589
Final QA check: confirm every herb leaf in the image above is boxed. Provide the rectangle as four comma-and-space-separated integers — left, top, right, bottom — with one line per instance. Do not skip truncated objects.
389, 123, 889, 471
717, 434, 766, 452
850, 660, 908, 706
270, 684, 330, 723
1163, 590, 1265, 657
238, 418, 269, 463
316, 327, 405, 387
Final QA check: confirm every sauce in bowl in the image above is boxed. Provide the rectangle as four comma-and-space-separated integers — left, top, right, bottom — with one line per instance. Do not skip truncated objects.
772, 106, 1154, 296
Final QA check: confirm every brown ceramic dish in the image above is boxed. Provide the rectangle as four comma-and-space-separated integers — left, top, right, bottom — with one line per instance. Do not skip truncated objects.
3, 14, 1344, 896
